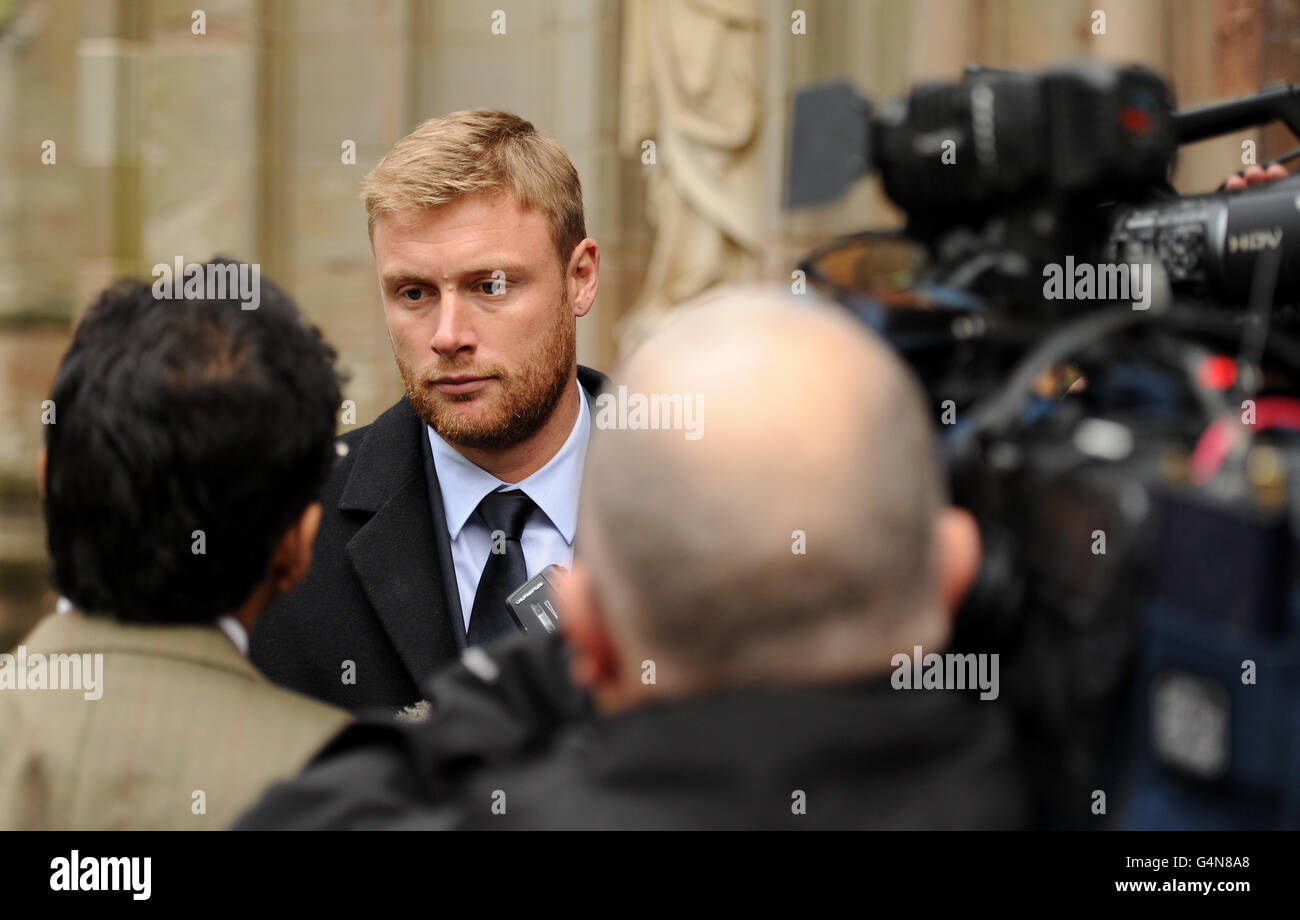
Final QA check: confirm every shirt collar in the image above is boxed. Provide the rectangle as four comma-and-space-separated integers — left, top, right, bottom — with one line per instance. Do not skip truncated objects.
216, 615, 249, 656
427, 381, 591, 544
57, 595, 251, 659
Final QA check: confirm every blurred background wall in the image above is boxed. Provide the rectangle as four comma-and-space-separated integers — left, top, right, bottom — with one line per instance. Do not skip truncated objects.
0, 0, 1295, 645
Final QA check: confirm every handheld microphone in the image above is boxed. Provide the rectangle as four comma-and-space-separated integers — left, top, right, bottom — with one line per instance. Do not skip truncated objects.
505, 564, 567, 635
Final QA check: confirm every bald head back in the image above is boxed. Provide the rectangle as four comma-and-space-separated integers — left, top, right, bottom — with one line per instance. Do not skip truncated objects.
580, 286, 948, 687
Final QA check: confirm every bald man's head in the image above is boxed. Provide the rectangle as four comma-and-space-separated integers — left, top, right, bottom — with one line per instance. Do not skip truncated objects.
565, 286, 976, 701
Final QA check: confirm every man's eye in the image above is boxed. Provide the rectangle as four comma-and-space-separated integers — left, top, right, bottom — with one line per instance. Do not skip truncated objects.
401, 288, 424, 302
478, 279, 506, 296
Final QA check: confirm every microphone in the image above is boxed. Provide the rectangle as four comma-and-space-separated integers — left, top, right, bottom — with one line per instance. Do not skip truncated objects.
505, 565, 567, 635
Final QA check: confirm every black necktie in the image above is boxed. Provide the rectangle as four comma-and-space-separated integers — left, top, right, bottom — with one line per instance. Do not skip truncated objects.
466, 489, 537, 646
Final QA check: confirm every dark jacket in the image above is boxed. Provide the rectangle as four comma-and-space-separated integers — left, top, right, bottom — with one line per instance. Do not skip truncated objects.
249, 367, 608, 712
235, 632, 1028, 830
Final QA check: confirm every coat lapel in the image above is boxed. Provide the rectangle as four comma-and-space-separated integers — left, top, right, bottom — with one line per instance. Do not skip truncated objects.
578, 365, 611, 404
420, 424, 468, 649
339, 398, 459, 690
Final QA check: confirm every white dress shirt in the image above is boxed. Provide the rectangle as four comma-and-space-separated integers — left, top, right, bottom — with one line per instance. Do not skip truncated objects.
427, 382, 591, 634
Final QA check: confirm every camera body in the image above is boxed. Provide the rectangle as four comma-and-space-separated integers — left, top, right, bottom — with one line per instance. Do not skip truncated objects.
789, 62, 1300, 829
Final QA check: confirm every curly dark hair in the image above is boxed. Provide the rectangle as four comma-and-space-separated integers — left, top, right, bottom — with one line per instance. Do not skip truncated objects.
43, 257, 343, 624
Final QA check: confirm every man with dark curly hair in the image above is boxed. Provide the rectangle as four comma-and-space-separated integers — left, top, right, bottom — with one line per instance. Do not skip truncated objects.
0, 261, 351, 830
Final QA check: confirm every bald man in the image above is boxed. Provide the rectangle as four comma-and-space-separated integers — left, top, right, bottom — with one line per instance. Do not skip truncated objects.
235, 286, 1027, 830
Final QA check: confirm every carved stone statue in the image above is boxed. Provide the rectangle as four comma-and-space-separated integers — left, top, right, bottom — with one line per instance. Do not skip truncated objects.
619, 0, 765, 353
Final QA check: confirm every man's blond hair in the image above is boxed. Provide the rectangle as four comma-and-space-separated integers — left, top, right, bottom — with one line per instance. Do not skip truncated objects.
362, 110, 586, 268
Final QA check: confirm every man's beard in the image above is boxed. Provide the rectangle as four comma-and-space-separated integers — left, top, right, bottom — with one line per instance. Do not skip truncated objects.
400, 293, 576, 451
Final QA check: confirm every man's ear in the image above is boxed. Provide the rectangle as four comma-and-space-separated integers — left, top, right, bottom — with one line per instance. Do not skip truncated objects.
36, 448, 46, 500
269, 502, 323, 594
556, 560, 619, 691
565, 238, 600, 319
935, 506, 981, 621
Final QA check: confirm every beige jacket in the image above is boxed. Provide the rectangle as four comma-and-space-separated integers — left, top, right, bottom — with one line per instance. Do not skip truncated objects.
0, 610, 350, 830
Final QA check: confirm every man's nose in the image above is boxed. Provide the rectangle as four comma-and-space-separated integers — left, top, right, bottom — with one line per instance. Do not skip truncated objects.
432, 290, 476, 357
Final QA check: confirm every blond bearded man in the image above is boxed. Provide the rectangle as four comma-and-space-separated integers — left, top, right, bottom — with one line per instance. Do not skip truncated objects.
251, 112, 607, 712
